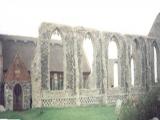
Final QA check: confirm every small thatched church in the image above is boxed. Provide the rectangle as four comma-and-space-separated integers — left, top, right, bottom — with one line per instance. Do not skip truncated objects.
0, 35, 90, 110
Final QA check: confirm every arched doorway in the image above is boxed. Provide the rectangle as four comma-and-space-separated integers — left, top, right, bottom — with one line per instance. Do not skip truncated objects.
13, 84, 22, 111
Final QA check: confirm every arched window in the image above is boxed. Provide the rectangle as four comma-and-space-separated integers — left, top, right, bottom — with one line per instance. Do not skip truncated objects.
51, 29, 62, 42
114, 63, 118, 87
50, 29, 63, 90
108, 41, 118, 59
82, 34, 93, 89
131, 58, 135, 86
108, 39, 119, 88
154, 46, 158, 83
83, 35, 93, 70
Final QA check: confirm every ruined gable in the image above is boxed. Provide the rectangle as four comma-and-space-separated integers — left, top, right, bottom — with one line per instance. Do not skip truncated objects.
4, 54, 30, 81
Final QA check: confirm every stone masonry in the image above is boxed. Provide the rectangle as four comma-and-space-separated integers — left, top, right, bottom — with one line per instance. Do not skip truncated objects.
31, 20, 160, 107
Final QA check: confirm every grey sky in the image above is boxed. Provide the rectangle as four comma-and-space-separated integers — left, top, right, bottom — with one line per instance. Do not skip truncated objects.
0, 0, 159, 37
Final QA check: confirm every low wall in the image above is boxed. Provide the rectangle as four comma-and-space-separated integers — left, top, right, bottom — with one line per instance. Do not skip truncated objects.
41, 87, 150, 107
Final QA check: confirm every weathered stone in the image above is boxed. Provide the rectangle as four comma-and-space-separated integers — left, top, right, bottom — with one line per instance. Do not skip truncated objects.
32, 20, 160, 107
0, 105, 6, 112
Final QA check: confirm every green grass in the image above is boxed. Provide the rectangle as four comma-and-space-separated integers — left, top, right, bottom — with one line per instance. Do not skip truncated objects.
0, 105, 116, 120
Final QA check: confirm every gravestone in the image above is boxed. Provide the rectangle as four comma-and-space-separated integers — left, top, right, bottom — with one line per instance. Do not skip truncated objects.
115, 99, 122, 115
0, 105, 6, 112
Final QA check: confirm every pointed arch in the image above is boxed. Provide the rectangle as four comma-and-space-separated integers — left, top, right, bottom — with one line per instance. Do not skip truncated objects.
108, 40, 118, 59
51, 28, 62, 42
50, 28, 64, 90
108, 36, 119, 88
152, 41, 158, 83
154, 46, 158, 83
81, 33, 93, 89
83, 33, 93, 70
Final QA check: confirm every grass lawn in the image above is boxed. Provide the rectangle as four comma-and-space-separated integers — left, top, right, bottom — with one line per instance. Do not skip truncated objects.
0, 105, 117, 120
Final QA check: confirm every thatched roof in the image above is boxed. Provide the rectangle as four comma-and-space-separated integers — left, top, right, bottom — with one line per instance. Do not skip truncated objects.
50, 41, 63, 72
0, 34, 91, 73
148, 13, 160, 39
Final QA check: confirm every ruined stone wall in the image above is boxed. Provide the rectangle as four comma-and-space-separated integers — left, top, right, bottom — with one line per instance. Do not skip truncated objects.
31, 42, 42, 108
146, 37, 160, 88
31, 22, 160, 108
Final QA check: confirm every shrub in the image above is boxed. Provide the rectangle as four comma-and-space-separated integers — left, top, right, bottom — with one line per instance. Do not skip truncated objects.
119, 87, 160, 120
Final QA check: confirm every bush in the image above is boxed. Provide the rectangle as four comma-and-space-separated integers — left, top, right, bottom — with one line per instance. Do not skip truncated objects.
119, 87, 160, 120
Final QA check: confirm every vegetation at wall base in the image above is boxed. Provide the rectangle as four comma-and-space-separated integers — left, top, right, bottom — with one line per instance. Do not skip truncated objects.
119, 87, 160, 120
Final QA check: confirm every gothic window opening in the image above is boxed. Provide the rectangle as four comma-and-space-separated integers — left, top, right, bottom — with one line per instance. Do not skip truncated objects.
82, 34, 93, 89
50, 28, 64, 90
51, 29, 62, 42
108, 40, 119, 88
130, 44, 135, 86
153, 45, 158, 83
108, 41, 118, 59
50, 72, 63, 90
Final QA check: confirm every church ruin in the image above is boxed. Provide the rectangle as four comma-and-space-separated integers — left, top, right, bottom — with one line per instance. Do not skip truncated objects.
0, 13, 160, 110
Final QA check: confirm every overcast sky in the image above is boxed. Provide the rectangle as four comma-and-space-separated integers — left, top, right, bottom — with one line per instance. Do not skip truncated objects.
0, 0, 160, 37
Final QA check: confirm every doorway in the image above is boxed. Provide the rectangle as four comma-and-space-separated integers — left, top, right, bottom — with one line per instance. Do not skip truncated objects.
13, 84, 22, 111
